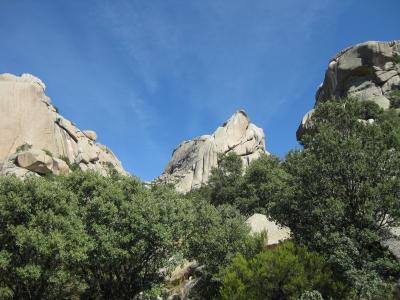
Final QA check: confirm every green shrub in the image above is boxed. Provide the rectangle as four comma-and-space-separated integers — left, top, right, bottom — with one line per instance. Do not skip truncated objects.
184, 197, 265, 299
193, 152, 291, 217
15, 143, 32, 153
299, 290, 324, 300
0, 176, 91, 299
389, 90, 400, 109
220, 241, 347, 300
59, 171, 192, 299
393, 53, 400, 65
0, 172, 199, 299
42, 149, 53, 157
274, 98, 400, 297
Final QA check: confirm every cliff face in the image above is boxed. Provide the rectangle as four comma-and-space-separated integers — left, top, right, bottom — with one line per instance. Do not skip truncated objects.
157, 110, 267, 193
0, 73, 125, 177
297, 40, 400, 139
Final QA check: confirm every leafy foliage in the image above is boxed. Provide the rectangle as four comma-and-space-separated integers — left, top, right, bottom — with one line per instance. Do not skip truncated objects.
389, 90, 400, 109
220, 241, 346, 300
3, 96, 400, 299
184, 197, 265, 299
393, 53, 400, 65
59, 171, 195, 299
42, 149, 53, 157
0, 170, 261, 299
237, 154, 291, 215
203, 152, 244, 207
195, 152, 290, 216
274, 98, 400, 297
0, 176, 91, 299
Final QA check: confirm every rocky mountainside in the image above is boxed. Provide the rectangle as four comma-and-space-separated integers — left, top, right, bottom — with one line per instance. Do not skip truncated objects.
298, 40, 400, 138
156, 110, 267, 193
0, 73, 125, 177
297, 40, 400, 261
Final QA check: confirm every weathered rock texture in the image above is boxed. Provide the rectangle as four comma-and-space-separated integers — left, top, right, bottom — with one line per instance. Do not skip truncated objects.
245, 213, 291, 246
297, 40, 400, 139
0, 73, 125, 177
382, 227, 400, 260
157, 111, 267, 193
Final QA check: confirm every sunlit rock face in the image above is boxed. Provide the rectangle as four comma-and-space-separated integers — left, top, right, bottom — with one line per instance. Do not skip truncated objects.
157, 110, 268, 193
0, 73, 125, 177
246, 213, 291, 246
297, 40, 400, 139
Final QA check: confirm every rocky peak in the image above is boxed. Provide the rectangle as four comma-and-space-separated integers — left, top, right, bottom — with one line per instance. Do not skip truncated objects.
0, 73, 126, 177
297, 40, 400, 139
157, 110, 267, 193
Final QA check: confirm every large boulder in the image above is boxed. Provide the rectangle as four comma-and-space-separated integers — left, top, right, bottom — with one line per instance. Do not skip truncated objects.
382, 227, 400, 260
0, 73, 126, 177
16, 149, 54, 175
83, 130, 97, 141
13, 149, 71, 176
245, 213, 291, 246
156, 110, 267, 193
297, 40, 400, 140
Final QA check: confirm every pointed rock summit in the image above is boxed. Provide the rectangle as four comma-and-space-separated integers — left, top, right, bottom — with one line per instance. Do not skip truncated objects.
0, 73, 125, 177
157, 110, 267, 193
298, 40, 400, 139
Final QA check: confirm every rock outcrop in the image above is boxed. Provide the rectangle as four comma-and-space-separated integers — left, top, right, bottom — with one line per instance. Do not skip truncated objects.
245, 213, 291, 246
157, 110, 267, 193
297, 40, 400, 139
0, 73, 125, 177
165, 260, 201, 300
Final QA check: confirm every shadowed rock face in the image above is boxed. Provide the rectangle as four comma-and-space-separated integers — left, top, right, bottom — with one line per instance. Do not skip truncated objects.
157, 110, 267, 193
297, 40, 400, 140
0, 73, 125, 177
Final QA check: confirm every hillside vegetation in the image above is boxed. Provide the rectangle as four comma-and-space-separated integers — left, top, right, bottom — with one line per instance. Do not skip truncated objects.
2, 98, 400, 299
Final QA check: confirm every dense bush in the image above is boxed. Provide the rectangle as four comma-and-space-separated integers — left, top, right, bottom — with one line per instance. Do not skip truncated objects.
195, 152, 290, 216
237, 154, 291, 215
389, 90, 400, 109
0, 176, 90, 299
200, 152, 244, 208
220, 241, 347, 300
185, 198, 265, 299
62, 172, 192, 299
275, 98, 400, 297
0, 171, 261, 299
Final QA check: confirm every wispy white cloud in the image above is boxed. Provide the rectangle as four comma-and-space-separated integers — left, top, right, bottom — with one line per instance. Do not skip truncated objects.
92, 0, 347, 170
96, 0, 184, 93
127, 90, 151, 128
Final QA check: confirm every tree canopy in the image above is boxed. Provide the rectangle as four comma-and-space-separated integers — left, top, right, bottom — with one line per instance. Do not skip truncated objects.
2, 97, 400, 299
274, 98, 400, 297
221, 241, 346, 300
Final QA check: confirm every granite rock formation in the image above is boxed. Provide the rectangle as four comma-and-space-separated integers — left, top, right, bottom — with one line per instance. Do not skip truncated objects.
0, 73, 125, 177
157, 110, 267, 193
245, 213, 291, 246
297, 40, 400, 139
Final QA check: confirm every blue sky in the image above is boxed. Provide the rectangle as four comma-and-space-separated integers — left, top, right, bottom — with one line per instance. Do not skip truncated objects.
1, 0, 399, 180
